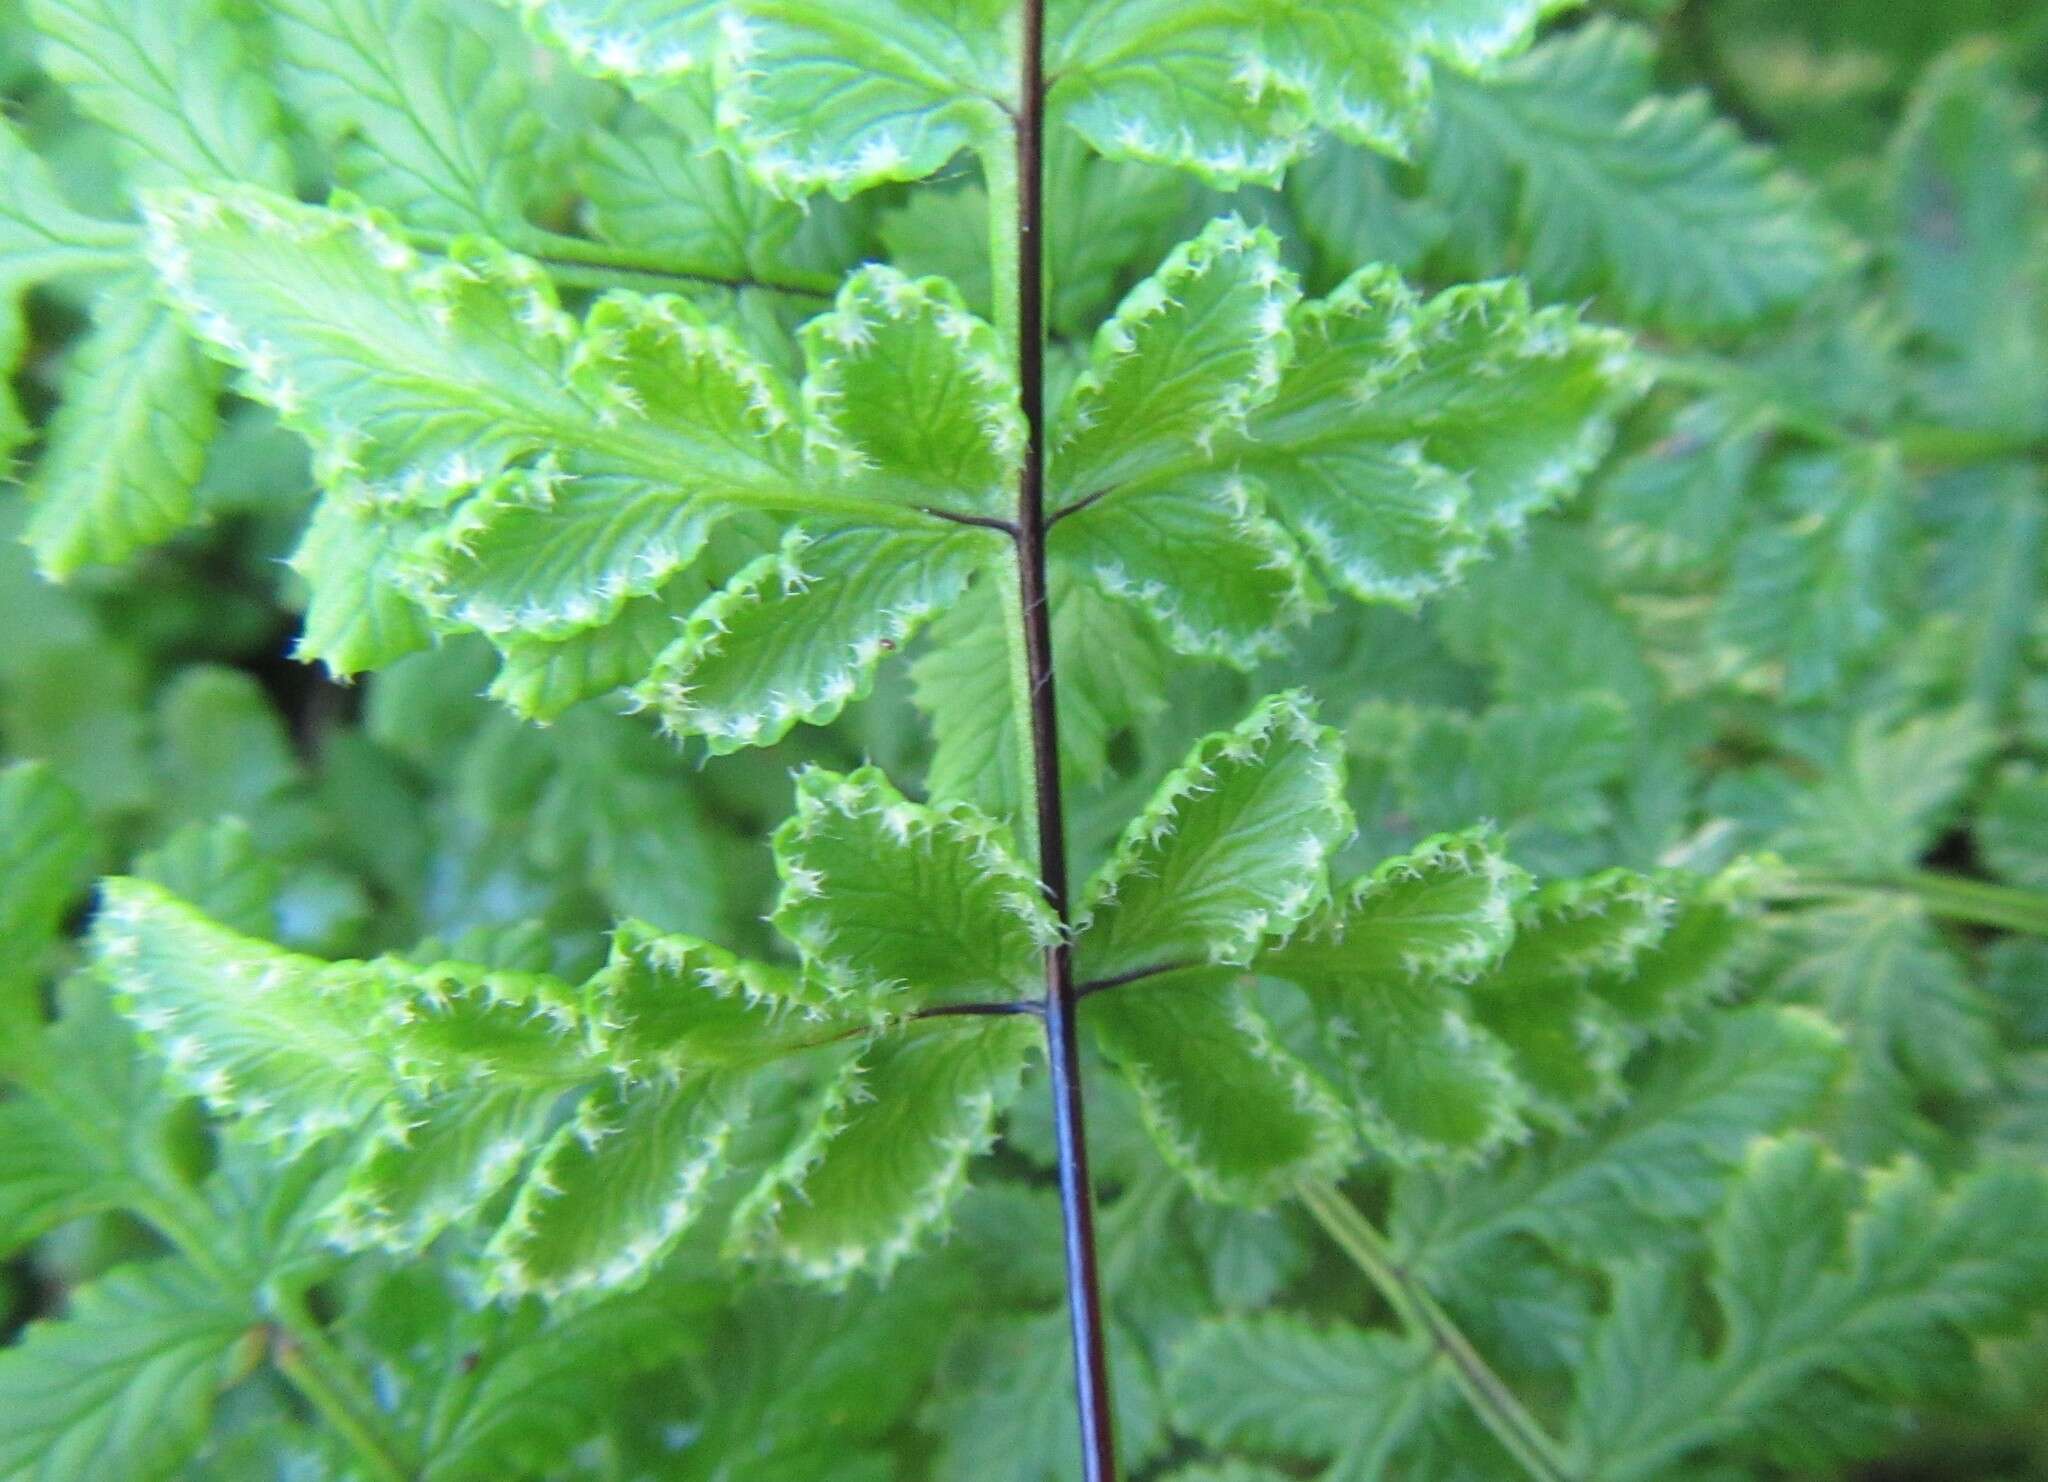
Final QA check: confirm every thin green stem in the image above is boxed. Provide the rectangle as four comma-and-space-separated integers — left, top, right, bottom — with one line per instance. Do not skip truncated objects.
535, 257, 757, 298
131, 1186, 417, 1480
1299, 1181, 1579, 1482
981, 53, 1041, 867
404, 227, 833, 301
518, 226, 838, 296
36, 234, 141, 283
1891, 423, 2048, 467
1784, 871, 2048, 937
989, 558, 1044, 861
270, 1306, 415, 1482
68, 219, 144, 257
1639, 353, 1855, 448
1643, 353, 2048, 470
985, 144, 1022, 353
127, 1186, 241, 1288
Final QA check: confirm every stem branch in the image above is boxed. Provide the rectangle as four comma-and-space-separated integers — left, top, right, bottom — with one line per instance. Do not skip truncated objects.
915, 999, 1044, 1020
133, 1186, 415, 1481
1643, 353, 2048, 469
1782, 871, 2048, 938
519, 227, 837, 296
999, 2, 1118, 1476
270, 1307, 415, 1482
404, 227, 834, 301
1300, 1181, 1577, 1482
1076, 960, 1203, 999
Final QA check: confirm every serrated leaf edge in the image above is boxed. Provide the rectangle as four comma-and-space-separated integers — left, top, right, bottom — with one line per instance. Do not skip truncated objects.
1075, 690, 1350, 966
1054, 215, 1300, 494
771, 766, 1061, 1001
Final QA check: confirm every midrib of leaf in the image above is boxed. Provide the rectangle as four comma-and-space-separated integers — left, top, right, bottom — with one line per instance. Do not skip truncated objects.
782, 11, 1005, 111
1595, 1263, 1993, 1482
1428, 30, 1835, 327
4, 1033, 228, 1279
420, 223, 839, 300
241, 282, 945, 529
1954, 479, 2043, 708
281, 0, 492, 217
35, 2, 267, 185
1335, 1365, 1441, 1482
1389, 1030, 1775, 1280
1582, 1298, 1858, 1481
1085, 748, 1325, 967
